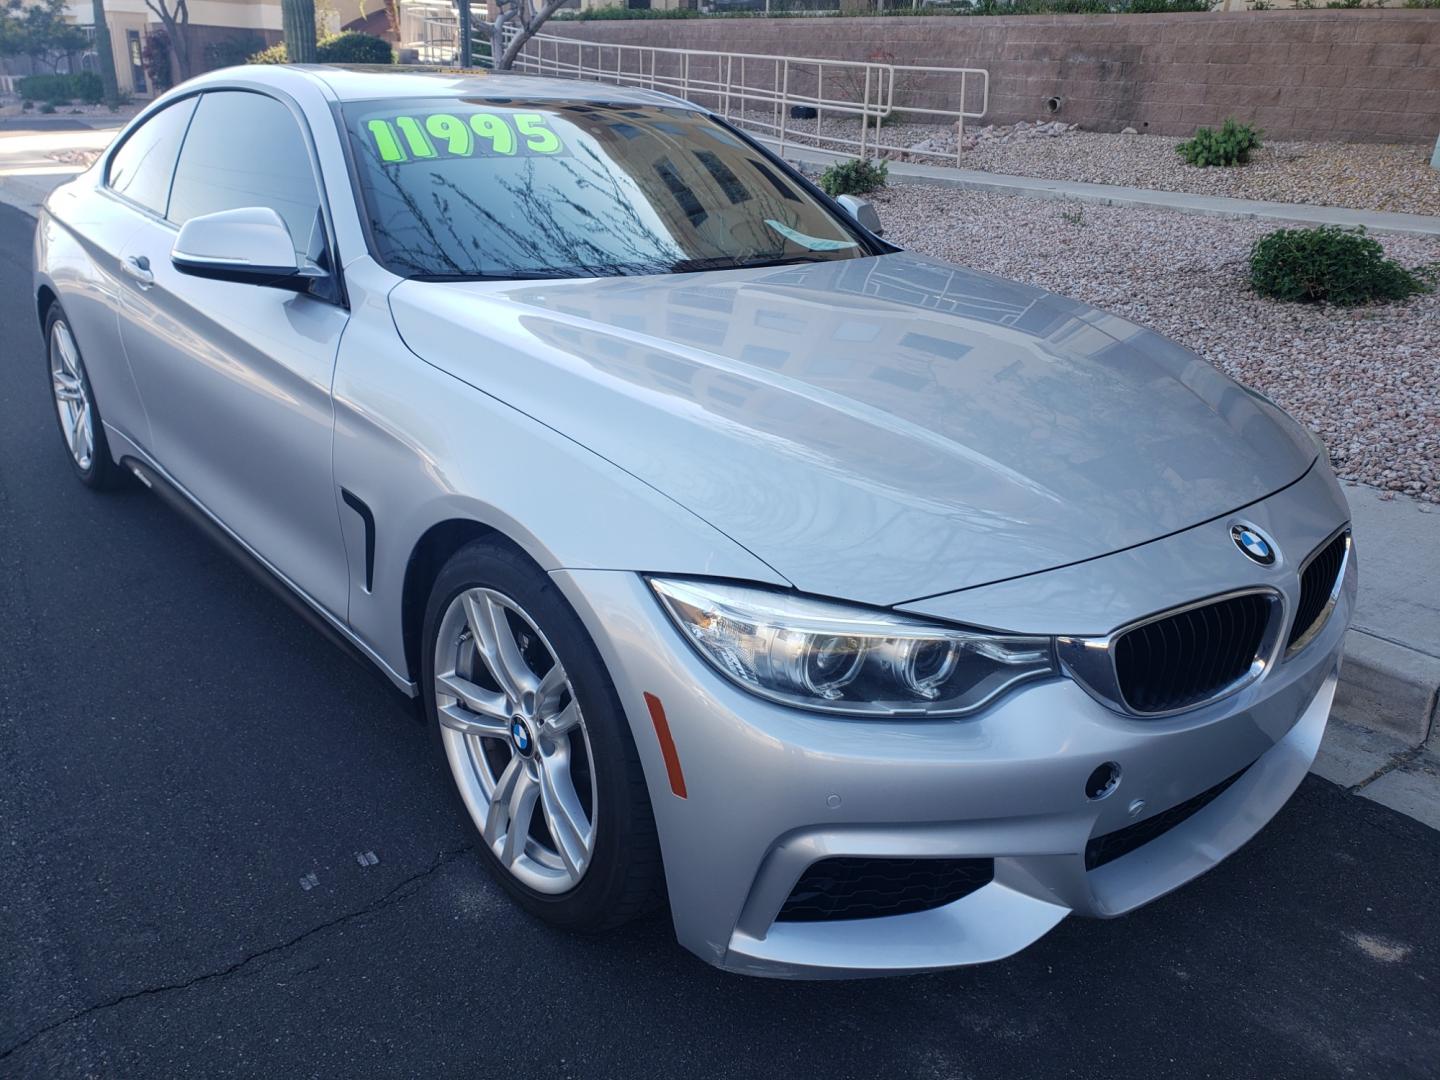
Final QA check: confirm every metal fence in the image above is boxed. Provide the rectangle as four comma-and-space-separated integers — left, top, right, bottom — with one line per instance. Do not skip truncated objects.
491, 30, 988, 165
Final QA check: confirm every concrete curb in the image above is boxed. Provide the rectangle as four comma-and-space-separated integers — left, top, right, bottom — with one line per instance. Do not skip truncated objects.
762, 138, 1440, 238
1334, 631, 1440, 750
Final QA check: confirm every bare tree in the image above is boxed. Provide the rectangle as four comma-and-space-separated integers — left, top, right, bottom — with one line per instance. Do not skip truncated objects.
142, 0, 192, 81
478, 0, 569, 72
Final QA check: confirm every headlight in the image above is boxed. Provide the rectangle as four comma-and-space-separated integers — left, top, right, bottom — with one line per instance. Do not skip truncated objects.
649, 577, 1056, 717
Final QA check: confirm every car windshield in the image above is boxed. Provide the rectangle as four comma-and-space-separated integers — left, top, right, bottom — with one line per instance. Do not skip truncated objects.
341, 98, 872, 280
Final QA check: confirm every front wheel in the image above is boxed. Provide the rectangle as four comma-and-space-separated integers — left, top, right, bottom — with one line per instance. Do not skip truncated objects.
421, 540, 663, 931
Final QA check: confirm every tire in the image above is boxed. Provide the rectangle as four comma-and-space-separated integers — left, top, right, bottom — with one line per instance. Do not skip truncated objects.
44, 304, 125, 490
421, 538, 663, 931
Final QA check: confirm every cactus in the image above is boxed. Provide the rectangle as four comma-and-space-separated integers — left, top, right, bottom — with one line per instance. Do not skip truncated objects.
282, 0, 317, 64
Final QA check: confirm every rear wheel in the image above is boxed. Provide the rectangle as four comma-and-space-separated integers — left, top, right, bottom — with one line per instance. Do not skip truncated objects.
421, 540, 662, 930
45, 305, 123, 490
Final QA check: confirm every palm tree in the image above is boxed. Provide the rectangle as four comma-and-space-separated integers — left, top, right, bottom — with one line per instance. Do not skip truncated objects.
90, 0, 120, 103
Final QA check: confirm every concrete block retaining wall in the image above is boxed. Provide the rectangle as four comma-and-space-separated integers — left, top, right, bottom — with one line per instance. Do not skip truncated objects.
540, 11, 1440, 143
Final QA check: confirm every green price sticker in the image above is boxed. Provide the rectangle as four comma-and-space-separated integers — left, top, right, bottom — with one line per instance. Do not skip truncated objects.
363, 111, 567, 164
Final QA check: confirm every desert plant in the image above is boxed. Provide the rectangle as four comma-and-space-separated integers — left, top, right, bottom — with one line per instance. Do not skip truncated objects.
819, 157, 888, 197
38, 100, 54, 113
248, 40, 288, 63
281, 0, 316, 63
1176, 118, 1262, 167
248, 31, 395, 65
316, 30, 393, 63
203, 32, 265, 69
1249, 225, 1432, 306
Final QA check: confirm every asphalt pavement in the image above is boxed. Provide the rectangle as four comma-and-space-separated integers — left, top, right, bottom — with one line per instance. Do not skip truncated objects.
1, 202, 1438, 1080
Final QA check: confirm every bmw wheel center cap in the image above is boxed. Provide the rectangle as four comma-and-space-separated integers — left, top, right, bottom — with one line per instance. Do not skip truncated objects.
1231, 524, 1277, 566
511, 716, 534, 756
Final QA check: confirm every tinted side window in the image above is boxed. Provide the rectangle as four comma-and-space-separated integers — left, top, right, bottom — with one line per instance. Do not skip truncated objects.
167, 91, 323, 260
106, 97, 198, 215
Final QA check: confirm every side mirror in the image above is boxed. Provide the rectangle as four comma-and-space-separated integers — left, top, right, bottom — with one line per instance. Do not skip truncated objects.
836, 193, 884, 237
172, 207, 324, 291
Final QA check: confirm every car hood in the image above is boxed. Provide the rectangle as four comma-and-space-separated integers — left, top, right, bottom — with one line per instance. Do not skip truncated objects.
388, 252, 1314, 608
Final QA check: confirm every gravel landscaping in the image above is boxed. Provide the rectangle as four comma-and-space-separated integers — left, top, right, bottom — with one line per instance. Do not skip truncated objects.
866, 182, 1440, 501
757, 111, 1440, 217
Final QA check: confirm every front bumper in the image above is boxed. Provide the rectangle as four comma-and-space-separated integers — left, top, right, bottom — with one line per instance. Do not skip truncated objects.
552, 472, 1355, 979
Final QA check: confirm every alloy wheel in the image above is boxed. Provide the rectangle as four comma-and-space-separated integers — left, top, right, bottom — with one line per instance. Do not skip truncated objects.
49, 321, 94, 472
434, 587, 597, 894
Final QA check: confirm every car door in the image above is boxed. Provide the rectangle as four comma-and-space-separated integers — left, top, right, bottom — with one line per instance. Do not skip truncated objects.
114, 88, 351, 619
51, 95, 199, 454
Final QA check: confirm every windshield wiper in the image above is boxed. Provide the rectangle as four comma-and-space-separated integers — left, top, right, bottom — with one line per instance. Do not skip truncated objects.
406, 271, 582, 282
668, 254, 831, 274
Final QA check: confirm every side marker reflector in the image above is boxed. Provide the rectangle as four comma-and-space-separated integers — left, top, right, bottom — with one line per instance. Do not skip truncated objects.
644, 692, 687, 800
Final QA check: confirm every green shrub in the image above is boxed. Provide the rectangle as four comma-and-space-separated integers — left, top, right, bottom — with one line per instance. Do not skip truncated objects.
819, 158, 888, 197
1176, 118, 1262, 167
1249, 226, 1432, 306
248, 40, 288, 64
18, 72, 103, 104
318, 31, 394, 63
249, 31, 395, 65
205, 32, 267, 68
38, 101, 55, 114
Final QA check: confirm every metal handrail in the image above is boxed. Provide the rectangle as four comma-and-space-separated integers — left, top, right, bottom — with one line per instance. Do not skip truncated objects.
488, 29, 987, 166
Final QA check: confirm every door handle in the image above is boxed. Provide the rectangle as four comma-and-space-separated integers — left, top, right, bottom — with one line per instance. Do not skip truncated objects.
123, 255, 154, 287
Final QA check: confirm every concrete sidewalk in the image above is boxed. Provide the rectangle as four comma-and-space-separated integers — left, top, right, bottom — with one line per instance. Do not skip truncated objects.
1314, 484, 1440, 830
765, 138, 1440, 238
0, 125, 118, 215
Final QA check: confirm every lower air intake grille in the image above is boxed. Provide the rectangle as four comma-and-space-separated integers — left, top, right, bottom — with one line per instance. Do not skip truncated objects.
1113, 592, 1274, 714
1288, 531, 1349, 652
776, 857, 994, 922
1085, 766, 1249, 871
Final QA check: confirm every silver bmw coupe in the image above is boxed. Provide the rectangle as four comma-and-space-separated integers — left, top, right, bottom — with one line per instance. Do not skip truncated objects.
34, 66, 1354, 978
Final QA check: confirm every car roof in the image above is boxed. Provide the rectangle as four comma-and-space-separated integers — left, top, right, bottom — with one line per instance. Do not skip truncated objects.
293, 65, 696, 109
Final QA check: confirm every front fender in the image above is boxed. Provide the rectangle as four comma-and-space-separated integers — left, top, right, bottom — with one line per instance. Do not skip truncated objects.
331, 260, 788, 684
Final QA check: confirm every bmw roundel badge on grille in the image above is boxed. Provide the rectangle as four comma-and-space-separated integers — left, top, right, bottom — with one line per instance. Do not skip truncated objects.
1231, 524, 1278, 566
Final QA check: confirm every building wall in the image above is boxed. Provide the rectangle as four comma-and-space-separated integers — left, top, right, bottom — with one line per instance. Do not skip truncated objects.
539, 11, 1440, 144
